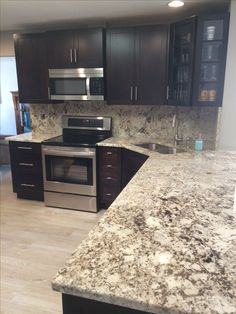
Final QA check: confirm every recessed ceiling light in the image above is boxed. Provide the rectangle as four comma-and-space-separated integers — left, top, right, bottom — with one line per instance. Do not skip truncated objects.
168, 1, 185, 8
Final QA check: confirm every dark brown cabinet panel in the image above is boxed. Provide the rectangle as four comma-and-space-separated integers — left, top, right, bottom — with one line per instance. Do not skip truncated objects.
122, 149, 148, 188
192, 14, 229, 107
47, 31, 74, 68
106, 28, 135, 104
9, 141, 44, 201
106, 25, 168, 105
14, 33, 49, 103
167, 18, 196, 106
98, 147, 122, 208
47, 28, 104, 68
136, 25, 168, 105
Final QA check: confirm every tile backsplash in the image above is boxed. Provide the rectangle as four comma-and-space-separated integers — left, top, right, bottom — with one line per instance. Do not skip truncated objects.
30, 102, 220, 149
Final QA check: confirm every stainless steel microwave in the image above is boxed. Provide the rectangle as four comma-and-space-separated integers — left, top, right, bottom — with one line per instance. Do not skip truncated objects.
48, 68, 104, 101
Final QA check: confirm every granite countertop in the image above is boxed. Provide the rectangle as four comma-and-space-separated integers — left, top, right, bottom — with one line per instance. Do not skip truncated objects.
52, 138, 236, 314
5, 132, 57, 143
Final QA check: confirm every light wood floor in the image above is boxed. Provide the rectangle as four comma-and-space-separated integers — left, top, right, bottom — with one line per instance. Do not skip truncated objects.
0, 165, 104, 314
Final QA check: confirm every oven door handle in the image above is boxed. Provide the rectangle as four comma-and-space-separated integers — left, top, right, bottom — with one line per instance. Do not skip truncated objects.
42, 149, 95, 158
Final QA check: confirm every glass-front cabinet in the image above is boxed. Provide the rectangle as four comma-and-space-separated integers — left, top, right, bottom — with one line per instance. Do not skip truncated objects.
168, 17, 196, 106
193, 14, 229, 106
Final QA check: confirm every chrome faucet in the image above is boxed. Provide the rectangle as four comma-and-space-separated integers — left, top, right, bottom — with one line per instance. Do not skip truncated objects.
172, 109, 183, 147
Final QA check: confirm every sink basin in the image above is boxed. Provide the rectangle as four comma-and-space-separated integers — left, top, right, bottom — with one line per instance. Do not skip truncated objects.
135, 143, 185, 154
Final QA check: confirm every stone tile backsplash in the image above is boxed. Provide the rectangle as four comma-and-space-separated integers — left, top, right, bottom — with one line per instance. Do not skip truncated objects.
30, 101, 219, 149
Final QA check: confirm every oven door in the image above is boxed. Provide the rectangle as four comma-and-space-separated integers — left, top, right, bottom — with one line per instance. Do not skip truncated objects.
42, 146, 96, 196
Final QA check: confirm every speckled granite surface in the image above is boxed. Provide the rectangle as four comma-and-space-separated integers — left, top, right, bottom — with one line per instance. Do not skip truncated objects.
5, 132, 57, 143
52, 140, 236, 314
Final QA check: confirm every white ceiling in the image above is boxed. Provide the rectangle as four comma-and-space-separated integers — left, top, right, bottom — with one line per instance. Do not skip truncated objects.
0, 0, 230, 32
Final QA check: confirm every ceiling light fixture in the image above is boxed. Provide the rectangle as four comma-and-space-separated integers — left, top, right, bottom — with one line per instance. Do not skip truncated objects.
168, 1, 185, 8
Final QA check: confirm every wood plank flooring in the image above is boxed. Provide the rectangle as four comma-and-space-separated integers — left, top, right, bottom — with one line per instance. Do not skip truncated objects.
0, 165, 104, 314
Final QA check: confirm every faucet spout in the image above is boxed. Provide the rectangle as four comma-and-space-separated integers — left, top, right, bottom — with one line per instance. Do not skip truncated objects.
172, 109, 183, 147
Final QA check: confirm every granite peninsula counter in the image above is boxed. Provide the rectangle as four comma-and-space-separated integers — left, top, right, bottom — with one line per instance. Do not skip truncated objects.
52, 138, 236, 314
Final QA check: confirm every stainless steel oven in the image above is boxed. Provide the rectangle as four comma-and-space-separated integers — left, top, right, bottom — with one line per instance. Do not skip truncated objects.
42, 146, 97, 212
41, 115, 112, 212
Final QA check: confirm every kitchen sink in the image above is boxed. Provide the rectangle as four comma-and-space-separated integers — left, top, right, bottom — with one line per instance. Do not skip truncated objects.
135, 143, 186, 154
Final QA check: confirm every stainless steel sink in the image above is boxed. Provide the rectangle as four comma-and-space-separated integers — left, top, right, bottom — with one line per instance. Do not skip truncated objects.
135, 143, 185, 154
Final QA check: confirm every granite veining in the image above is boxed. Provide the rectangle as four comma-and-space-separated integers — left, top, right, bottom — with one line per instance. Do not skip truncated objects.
5, 132, 58, 143
30, 102, 220, 149
52, 143, 236, 314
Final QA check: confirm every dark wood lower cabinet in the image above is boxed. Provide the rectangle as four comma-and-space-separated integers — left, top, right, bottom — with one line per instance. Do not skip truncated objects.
98, 147, 148, 209
62, 294, 152, 314
122, 149, 148, 188
9, 141, 44, 201
98, 147, 122, 208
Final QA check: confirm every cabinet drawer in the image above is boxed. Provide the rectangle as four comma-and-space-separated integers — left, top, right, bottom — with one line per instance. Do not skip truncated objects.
16, 174, 43, 190
10, 141, 42, 155
100, 175, 120, 185
99, 147, 121, 165
100, 165, 121, 178
99, 184, 121, 201
15, 156, 42, 175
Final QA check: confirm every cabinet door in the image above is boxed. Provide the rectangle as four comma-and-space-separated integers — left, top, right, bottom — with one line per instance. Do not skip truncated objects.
122, 149, 148, 188
168, 18, 196, 106
192, 14, 229, 107
106, 28, 136, 104
47, 31, 75, 68
14, 33, 49, 103
136, 25, 168, 105
75, 29, 104, 68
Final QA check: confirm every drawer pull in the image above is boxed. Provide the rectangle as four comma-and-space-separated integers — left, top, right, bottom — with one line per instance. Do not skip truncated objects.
20, 183, 35, 187
17, 146, 32, 150
106, 177, 112, 180
106, 151, 112, 155
19, 163, 34, 167
106, 165, 112, 168
106, 193, 112, 196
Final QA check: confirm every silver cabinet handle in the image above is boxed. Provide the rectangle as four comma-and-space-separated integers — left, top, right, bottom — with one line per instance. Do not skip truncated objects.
19, 163, 34, 167
130, 86, 133, 101
70, 49, 73, 63
106, 193, 112, 196
48, 87, 50, 99
135, 86, 138, 101
106, 177, 112, 180
20, 183, 35, 187
106, 165, 112, 168
74, 49, 77, 63
17, 146, 32, 150
166, 85, 169, 100
106, 151, 112, 155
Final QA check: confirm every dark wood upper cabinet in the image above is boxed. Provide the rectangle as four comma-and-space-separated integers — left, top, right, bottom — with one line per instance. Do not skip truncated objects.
167, 17, 196, 106
47, 28, 104, 68
136, 25, 168, 105
106, 28, 135, 105
14, 33, 49, 103
192, 14, 229, 107
106, 25, 168, 105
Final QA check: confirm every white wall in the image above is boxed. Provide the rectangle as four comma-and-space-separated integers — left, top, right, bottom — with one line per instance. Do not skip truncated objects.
0, 31, 15, 56
219, 1, 236, 150
0, 57, 18, 135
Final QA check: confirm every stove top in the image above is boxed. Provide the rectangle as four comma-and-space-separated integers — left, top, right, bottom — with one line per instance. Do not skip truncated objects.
42, 116, 112, 147
42, 134, 108, 147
